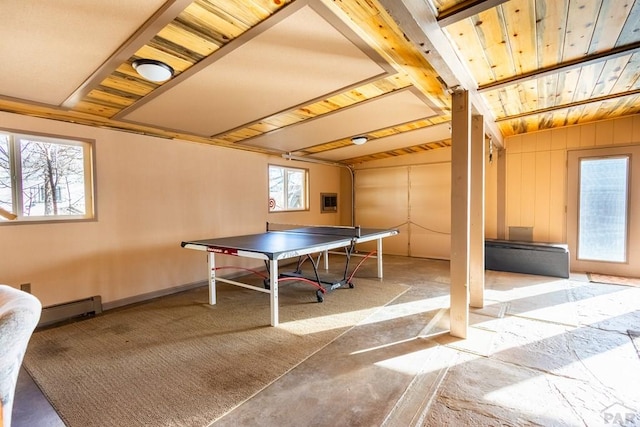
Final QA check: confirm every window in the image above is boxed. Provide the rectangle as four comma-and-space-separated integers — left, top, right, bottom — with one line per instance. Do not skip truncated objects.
0, 130, 95, 222
268, 164, 308, 212
577, 156, 629, 262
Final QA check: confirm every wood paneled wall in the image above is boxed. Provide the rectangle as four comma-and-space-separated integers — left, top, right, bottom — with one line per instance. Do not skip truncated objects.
505, 113, 640, 243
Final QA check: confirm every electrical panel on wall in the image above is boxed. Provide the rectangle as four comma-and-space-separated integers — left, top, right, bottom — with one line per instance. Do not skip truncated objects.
321, 193, 337, 213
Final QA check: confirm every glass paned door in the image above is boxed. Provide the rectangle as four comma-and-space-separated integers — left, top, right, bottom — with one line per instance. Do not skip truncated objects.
577, 156, 629, 262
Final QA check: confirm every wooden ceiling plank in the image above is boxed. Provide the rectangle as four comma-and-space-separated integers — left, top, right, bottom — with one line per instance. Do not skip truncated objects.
502, 0, 538, 75
574, 62, 606, 101
520, 77, 540, 108
564, 105, 586, 126
562, 0, 600, 61
478, 41, 640, 92
83, 91, 136, 110
99, 75, 155, 97
479, 90, 507, 117
496, 88, 640, 122
72, 101, 123, 118
181, 1, 252, 41
437, 0, 510, 27
615, 0, 640, 46
499, 86, 526, 117
555, 68, 581, 105
612, 52, 640, 92
472, 7, 515, 83
535, 0, 568, 69
588, 0, 633, 54
538, 73, 559, 109
606, 95, 640, 117
157, 22, 222, 57
591, 55, 632, 98
445, 19, 496, 84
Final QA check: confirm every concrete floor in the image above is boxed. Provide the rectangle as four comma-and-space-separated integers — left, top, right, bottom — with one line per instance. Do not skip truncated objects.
13, 256, 640, 426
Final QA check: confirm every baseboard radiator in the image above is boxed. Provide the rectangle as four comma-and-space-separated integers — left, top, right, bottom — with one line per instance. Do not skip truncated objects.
38, 295, 103, 327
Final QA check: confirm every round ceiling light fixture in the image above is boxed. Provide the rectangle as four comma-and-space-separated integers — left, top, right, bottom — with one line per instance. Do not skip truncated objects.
351, 136, 368, 145
132, 59, 174, 82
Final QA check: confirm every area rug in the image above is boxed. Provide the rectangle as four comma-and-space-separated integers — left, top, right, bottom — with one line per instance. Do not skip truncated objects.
587, 273, 640, 287
23, 277, 408, 427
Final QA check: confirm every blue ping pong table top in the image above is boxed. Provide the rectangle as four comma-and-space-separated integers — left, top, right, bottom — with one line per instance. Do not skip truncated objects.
181, 227, 398, 260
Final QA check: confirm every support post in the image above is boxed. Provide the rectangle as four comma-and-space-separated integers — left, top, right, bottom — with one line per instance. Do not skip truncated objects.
470, 114, 485, 308
450, 89, 471, 338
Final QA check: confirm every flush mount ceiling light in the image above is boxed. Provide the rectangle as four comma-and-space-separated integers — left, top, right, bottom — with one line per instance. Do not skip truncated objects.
132, 59, 174, 82
351, 136, 368, 145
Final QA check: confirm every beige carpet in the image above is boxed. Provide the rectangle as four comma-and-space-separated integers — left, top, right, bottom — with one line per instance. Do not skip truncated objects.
587, 273, 640, 287
24, 278, 408, 427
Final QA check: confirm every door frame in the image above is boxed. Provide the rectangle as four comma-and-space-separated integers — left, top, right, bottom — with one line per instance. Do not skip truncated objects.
567, 145, 639, 276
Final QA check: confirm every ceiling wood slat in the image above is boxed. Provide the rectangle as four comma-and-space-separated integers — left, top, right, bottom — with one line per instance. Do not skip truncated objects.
562, 0, 600, 61
589, 0, 634, 54
503, 0, 538, 75
478, 41, 640, 93
495, 89, 640, 122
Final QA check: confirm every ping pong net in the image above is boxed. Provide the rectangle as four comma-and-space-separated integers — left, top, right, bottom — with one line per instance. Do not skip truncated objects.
266, 222, 362, 238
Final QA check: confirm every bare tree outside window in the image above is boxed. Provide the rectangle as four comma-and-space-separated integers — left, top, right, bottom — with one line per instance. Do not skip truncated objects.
0, 131, 94, 222
0, 135, 12, 213
20, 139, 86, 216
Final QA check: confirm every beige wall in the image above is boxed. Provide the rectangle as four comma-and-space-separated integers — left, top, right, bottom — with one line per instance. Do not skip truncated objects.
5, 111, 638, 305
352, 144, 498, 258
0, 112, 343, 307
504, 114, 640, 242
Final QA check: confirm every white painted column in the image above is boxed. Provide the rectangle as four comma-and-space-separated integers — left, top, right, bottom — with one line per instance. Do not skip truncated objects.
470, 115, 485, 308
450, 89, 471, 339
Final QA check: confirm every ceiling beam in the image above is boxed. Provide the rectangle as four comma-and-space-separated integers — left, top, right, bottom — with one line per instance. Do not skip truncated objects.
377, 0, 504, 147
437, 0, 510, 27
495, 89, 640, 122
479, 41, 640, 93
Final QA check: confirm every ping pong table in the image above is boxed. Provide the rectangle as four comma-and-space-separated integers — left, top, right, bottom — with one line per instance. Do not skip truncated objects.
180, 223, 398, 326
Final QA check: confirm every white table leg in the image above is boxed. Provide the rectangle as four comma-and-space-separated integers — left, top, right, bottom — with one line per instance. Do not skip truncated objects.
208, 252, 216, 305
324, 250, 329, 270
270, 259, 279, 326
377, 238, 383, 278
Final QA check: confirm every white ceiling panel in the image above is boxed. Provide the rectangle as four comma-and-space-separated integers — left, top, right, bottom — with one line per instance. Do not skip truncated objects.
0, 0, 167, 105
240, 88, 438, 152
316, 123, 452, 161
120, 0, 393, 137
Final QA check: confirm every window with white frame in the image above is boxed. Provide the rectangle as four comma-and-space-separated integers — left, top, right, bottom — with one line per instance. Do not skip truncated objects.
268, 164, 308, 212
0, 130, 95, 222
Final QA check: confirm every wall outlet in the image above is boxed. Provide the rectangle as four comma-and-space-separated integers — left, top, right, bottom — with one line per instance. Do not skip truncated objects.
20, 283, 31, 293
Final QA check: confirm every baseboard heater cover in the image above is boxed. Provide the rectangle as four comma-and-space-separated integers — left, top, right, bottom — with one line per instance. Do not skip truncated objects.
38, 295, 103, 327
485, 239, 570, 279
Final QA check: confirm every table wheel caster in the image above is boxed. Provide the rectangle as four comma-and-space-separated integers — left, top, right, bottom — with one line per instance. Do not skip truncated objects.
316, 290, 324, 303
